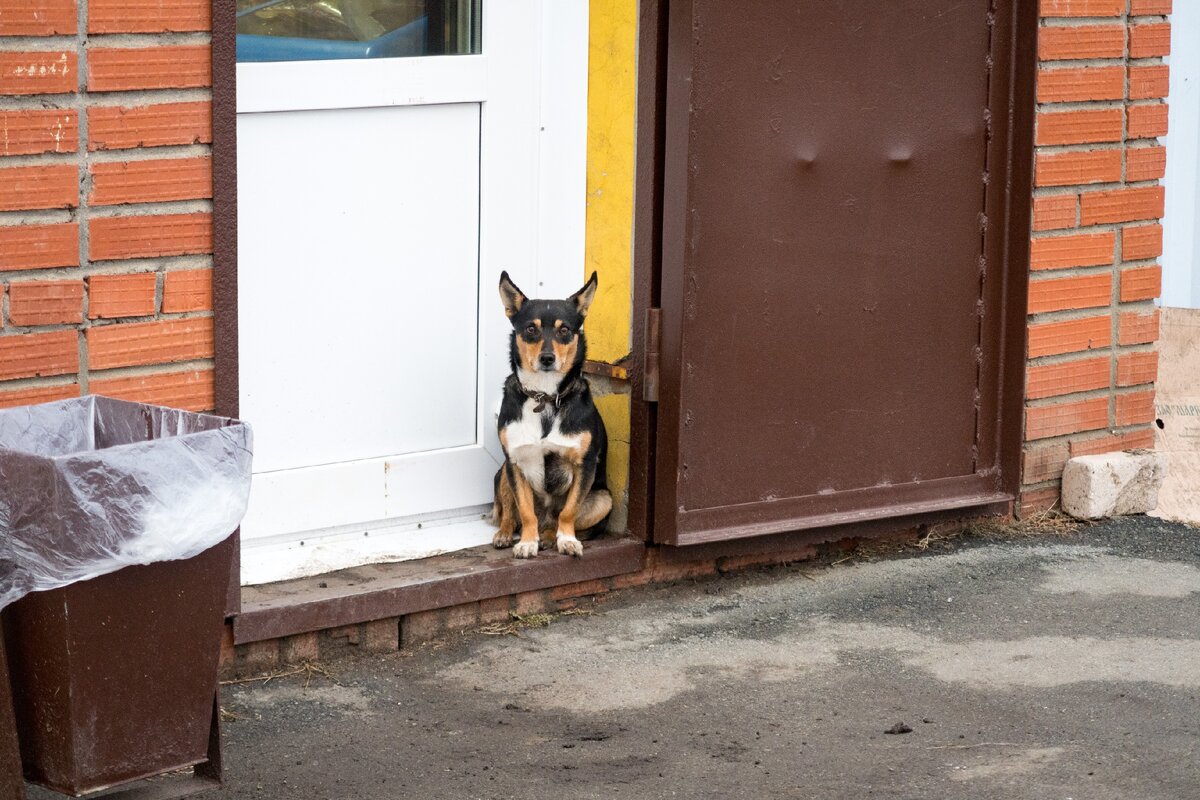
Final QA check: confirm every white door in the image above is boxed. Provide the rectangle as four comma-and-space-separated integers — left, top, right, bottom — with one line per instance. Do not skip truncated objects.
235, 0, 588, 585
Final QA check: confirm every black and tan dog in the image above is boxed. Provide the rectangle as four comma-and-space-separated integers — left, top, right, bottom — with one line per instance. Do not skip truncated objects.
491, 272, 612, 558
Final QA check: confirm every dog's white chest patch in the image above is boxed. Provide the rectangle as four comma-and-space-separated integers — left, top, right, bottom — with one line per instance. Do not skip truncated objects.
504, 399, 585, 497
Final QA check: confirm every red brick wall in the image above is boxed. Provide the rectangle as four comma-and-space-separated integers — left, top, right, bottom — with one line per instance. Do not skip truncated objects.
0, 0, 214, 412
1021, 0, 1170, 513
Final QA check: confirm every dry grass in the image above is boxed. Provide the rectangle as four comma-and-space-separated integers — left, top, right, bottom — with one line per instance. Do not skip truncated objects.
220, 660, 336, 689
848, 506, 1086, 563
476, 608, 595, 638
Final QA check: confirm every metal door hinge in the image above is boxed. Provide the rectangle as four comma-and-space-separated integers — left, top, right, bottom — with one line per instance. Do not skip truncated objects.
643, 307, 662, 403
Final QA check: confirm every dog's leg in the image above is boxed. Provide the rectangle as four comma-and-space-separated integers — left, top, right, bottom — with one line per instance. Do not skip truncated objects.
492, 463, 517, 549
554, 457, 596, 557
575, 488, 613, 534
510, 466, 541, 559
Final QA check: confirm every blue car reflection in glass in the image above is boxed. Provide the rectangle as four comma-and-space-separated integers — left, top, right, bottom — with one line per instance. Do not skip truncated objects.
235, 0, 478, 62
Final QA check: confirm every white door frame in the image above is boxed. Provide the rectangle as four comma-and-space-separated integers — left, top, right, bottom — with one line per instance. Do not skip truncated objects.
235, 1, 589, 584
1163, 3, 1200, 309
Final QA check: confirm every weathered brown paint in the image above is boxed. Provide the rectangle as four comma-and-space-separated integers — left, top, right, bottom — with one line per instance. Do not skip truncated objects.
0, 641, 23, 800
652, 0, 1036, 545
211, 0, 241, 617
1, 537, 233, 795
233, 536, 645, 644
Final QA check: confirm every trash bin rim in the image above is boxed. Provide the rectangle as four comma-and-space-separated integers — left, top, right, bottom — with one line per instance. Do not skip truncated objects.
0, 395, 248, 461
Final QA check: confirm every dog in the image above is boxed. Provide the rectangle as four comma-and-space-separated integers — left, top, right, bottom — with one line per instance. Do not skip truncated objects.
490, 271, 612, 558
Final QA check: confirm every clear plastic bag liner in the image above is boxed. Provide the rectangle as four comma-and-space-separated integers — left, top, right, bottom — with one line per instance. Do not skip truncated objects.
0, 396, 253, 609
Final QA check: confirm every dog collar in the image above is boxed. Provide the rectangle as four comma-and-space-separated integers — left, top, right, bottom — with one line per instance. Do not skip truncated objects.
522, 379, 581, 413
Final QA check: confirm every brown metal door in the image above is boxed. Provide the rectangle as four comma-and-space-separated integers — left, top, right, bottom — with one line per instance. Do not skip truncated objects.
653, 0, 1035, 545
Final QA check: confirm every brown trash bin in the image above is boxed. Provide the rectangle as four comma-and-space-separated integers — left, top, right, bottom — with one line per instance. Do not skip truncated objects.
1, 535, 234, 796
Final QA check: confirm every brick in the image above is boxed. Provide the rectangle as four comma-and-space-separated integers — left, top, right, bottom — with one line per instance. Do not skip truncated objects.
0, 223, 78, 271
86, 46, 211, 92
0, 52, 76, 95
0, 382, 77, 409
1115, 389, 1156, 427
512, 590, 555, 617
642, 550, 718, 584
89, 0, 210, 32
479, 596, 512, 625
322, 624, 360, 646
1026, 396, 1109, 440
1028, 315, 1112, 358
162, 268, 211, 313
0, 0, 76, 34
1023, 443, 1070, 484
0, 110, 78, 157
1030, 231, 1115, 271
1127, 104, 1168, 139
1039, 0, 1124, 15
86, 317, 213, 370
1122, 224, 1162, 261
1118, 265, 1161, 302
278, 631, 319, 664
0, 330, 78, 380
1117, 350, 1158, 387
90, 157, 212, 206
1037, 66, 1124, 103
362, 618, 399, 652
1026, 356, 1110, 400
89, 367, 214, 411
218, 624, 235, 671
550, 578, 610, 602
88, 272, 157, 319
1118, 310, 1159, 345
1070, 427, 1156, 456
1019, 486, 1062, 517
1028, 273, 1112, 314
88, 102, 212, 151
1035, 149, 1121, 187
8, 280, 83, 326
1033, 194, 1077, 231
0, 165, 78, 212
1129, 0, 1171, 13
1126, 146, 1166, 182
400, 609, 442, 648
1038, 25, 1125, 61
716, 546, 818, 573
89, 212, 211, 261
1079, 186, 1164, 225
1036, 108, 1123, 146
235, 640, 279, 674
1128, 23, 1170, 58
1129, 64, 1169, 100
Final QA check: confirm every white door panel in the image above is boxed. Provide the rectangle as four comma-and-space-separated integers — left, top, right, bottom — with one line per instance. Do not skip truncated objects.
239, 103, 481, 473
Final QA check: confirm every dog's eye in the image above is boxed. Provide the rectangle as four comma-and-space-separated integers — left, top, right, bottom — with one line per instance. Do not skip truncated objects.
557, 327, 572, 341
524, 324, 538, 336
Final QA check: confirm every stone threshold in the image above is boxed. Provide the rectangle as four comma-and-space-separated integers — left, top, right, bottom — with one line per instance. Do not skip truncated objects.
232, 536, 647, 645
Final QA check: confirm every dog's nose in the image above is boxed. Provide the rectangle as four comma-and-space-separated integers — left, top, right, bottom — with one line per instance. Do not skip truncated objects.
538, 353, 556, 368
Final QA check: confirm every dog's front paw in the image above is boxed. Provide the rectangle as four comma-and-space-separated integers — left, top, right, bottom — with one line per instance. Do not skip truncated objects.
513, 540, 539, 559
492, 529, 514, 549
555, 531, 583, 557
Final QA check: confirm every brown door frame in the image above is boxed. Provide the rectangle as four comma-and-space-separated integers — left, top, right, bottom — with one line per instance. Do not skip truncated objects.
629, 0, 1037, 546
211, 0, 240, 614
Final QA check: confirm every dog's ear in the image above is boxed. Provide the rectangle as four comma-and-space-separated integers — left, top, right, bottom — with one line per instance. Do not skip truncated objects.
569, 272, 599, 318
498, 271, 527, 319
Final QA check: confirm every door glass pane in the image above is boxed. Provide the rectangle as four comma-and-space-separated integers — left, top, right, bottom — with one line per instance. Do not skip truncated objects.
236, 0, 480, 62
